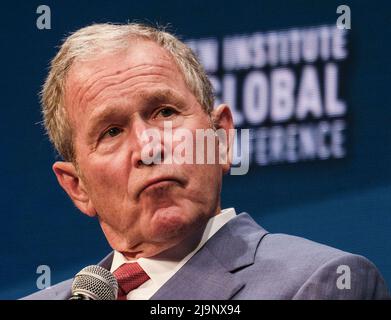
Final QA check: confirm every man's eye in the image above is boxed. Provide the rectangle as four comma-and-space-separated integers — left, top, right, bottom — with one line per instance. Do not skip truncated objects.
156, 107, 177, 118
103, 127, 123, 138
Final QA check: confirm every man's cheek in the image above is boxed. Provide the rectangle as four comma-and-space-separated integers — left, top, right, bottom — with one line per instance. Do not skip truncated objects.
88, 171, 124, 199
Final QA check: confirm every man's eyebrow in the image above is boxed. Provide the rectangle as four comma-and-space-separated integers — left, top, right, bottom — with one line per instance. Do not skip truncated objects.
137, 89, 186, 106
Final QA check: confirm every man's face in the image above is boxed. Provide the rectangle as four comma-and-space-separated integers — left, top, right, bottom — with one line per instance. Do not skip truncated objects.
57, 39, 233, 258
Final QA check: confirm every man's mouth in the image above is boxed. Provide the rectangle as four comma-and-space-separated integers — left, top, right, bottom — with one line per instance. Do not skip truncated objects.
139, 177, 181, 197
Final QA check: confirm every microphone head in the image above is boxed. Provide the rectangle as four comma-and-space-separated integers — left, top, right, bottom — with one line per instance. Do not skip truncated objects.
71, 265, 118, 300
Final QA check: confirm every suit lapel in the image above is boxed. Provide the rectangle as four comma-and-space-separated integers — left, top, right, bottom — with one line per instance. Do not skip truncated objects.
98, 251, 115, 270
151, 213, 268, 300
150, 246, 245, 300
96, 249, 243, 299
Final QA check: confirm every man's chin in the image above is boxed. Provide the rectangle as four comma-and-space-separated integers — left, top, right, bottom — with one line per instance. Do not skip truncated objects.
148, 206, 193, 241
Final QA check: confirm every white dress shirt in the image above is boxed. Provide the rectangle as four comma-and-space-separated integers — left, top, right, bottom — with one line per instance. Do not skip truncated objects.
110, 207, 236, 300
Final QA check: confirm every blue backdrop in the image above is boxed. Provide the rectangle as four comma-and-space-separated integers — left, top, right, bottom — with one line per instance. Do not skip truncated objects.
1, 0, 390, 299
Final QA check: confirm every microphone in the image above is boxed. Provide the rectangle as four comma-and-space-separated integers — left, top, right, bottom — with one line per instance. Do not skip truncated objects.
69, 265, 118, 300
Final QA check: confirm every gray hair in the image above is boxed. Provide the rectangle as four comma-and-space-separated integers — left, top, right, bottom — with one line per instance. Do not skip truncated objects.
41, 23, 214, 162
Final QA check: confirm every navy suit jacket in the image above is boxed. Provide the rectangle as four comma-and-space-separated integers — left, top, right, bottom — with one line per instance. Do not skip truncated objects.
22, 213, 390, 299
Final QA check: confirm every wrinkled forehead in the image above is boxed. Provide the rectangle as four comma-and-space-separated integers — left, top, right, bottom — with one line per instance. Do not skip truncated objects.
63, 39, 189, 123
65, 39, 180, 94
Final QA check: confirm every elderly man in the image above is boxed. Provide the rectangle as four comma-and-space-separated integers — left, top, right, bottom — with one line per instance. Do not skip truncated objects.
24, 23, 389, 300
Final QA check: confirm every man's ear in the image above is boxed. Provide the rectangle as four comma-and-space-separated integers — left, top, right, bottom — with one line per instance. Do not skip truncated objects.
52, 161, 96, 217
211, 104, 235, 174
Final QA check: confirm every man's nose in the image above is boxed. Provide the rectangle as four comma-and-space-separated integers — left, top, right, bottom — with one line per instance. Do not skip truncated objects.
129, 117, 165, 168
